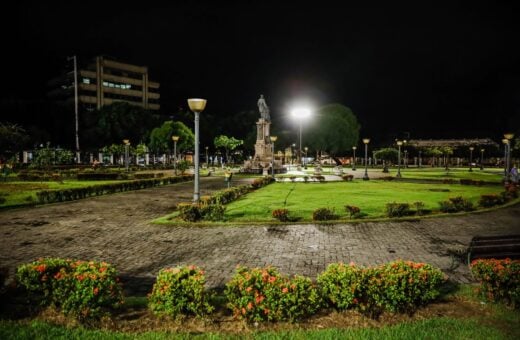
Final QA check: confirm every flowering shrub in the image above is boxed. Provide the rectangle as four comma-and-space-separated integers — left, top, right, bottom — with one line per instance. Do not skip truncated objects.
318, 261, 446, 316
439, 196, 474, 213
342, 174, 354, 181
478, 194, 504, 208
470, 258, 520, 308
251, 176, 275, 189
16, 258, 123, 319
272, 208, 290, 222
177, 203, 226, 222
345, 205, 361, 219
385, 202, 411, 217
225, 266, 321, 322
312, 207, 337, 221
148, 266, 214, 317
317, 263, 361, 310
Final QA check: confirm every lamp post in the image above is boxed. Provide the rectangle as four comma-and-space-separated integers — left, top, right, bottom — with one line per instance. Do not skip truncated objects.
205, 146, 209, 167
172, 136, 179, 175
270, 135, 277, 178
187, 98, 207, 203
291, 143, 296, 167
396, 140, 403, 178
502, 138, 509, 182
418, 150, 422, 168
362, 138, 370, 180
291, 107, 311, 165
504, 133, 514, 178
123, 139, 130, 172
480, 148, 485, 170
404, 150, 408, 169
469, 146, 474, 172
304, 146, 308, 168
352, 146, 357, 171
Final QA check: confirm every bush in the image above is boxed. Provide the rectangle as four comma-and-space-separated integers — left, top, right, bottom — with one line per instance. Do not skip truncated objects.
342, 174, 354, 181
345, 205, 361, 219
478, 194, 504, 208
177, 203, 226, 222
251, 176, 275, 189
134, 173, 155, 179
312, 207, 337, 221
76, 172, 120, 180
385, 202, 411, 217
272, 208, 290, 222
470, 258, 520, 308
225, 266, 321, 322
148, 266, 214, 317
317, 263, 361, 310
381, 176, 395, 181
413, 201, 428, 215
318, 261, 446, 316
313, 175, 325, 182
16, 258, 124, 319
439, 196, 474, 213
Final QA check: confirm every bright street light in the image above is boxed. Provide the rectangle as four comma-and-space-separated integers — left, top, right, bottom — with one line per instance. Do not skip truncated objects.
362, 138, 370, 180
290, 107, 311, 165
188, 98, 207, 203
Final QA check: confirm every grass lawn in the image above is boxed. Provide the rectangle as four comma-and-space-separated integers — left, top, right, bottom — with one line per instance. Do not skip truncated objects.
0, 180, 125, 208
396, 167, 504, 182
224, 180, 504, 222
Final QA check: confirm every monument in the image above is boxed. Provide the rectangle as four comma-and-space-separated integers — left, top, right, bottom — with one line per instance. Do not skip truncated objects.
242, 95, 285, 174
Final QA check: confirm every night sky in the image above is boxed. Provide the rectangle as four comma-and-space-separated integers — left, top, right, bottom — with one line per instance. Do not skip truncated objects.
2, 1, 520, 145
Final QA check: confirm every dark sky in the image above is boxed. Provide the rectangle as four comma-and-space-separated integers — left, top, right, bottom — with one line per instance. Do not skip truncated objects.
2, 1, 520, 143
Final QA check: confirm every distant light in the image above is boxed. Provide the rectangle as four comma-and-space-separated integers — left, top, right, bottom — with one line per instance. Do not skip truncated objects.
291, 107, 311, 119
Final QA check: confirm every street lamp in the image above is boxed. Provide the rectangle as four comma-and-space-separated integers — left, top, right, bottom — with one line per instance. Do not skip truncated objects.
270, 135, 277, 178
469, 146, 474, 172
396, 140, 403, 178
504, 133, 514, 178
304, 146, 308, 168
362, 138, 370, 180
205, 146, 209, 167
352, 146, 357, 171
172, 136, 179, 175
290, 107, 311, 165
418, 150, 422, 168
502, 138, 509, 183
480, 148, 485, 170
123, 139, 130, 172
404, 150, 408, 169
188, 98, 207, 203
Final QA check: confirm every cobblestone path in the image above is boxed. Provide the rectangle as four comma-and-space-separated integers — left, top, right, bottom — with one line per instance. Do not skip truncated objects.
1, 176, 519, 295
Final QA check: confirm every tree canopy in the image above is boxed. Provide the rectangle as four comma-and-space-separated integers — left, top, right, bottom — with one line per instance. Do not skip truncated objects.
148, 121, 194, 154
214, 135, 243, 161
305, 104, 360, 156
82, 102, 161, 149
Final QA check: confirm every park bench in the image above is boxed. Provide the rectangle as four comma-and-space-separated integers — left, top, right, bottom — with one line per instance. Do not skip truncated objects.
467, 234, 520, 264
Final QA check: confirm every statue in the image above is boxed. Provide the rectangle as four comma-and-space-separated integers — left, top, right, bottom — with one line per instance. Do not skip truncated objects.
257, 94, 270, 121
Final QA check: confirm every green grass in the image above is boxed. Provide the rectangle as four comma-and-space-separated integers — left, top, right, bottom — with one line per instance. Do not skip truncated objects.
0, 317, 512, 339
396, 167, 504, 182
224, 181, 503, 222
0, 180, 127, 208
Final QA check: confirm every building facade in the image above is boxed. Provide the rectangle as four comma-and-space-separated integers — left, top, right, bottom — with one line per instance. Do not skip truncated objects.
48, 56, 160, 111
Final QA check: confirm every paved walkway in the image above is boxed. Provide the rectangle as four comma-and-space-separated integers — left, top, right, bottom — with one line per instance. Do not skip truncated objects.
1, 176, 519, 295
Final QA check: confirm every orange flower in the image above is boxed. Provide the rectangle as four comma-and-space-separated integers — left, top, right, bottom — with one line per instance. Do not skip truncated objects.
99, 267, 107, 273
255, 295, 265, 304
93, 287, 99, 295
246, 287, 252, 293
268, 276, 276, 283
282, 287, 288, 294
35, 264, 46, 273
247, 302, 253, 310
353, 298, 359, 304
263, 309, 270, 315
241, 307, 246, 315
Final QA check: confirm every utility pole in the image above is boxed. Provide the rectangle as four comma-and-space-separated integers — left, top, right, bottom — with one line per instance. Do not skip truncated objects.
68, 55, 80, 163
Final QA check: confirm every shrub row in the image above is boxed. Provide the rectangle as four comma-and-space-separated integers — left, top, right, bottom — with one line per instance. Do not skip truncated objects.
17, 170, 63, 182
15, 259, 449, 322
36, 175, 193, 204
438, 196, 474, 213
470, 258, 520, 308
76, 172, 120, 180
479, 184, 518, 208
177, 176, 275, 222
460, 179, 485, 186
16, 258, 124, 319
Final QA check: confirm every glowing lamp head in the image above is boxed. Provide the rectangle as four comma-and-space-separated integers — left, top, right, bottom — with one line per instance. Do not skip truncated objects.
469, 146, 474, 151
362, 138, 370, 144
504, 133, 515, 140
270, 136, 278, 142
291, 107, 311, 119
123, 139, 130, 145
187, 98, 207, 113
172, 136, 180, 142
396, 141, 403, 146
352, 146, 357, 150
502, 138, 509, 145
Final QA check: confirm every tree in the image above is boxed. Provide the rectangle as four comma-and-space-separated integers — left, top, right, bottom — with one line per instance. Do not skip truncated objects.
148, 121, 194, 155
374, 148, 398, 172
423, 147, 443, 167
305, 104, 360, 156
82, 102, 162, 149
214, 135, 243, 163
0, 122, 29, 160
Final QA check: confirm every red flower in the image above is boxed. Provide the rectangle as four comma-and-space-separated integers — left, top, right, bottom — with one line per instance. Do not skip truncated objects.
93, 287, 99, 295
255, 295, 265, 304
35, 264, 46, 273
282, 287, 289, 294
247, 302, 253, 310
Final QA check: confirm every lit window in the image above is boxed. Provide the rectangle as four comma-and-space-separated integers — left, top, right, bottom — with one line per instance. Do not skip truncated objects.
115, 84, 121, 88
82, 78, 90, 84
103, 81, 109, 87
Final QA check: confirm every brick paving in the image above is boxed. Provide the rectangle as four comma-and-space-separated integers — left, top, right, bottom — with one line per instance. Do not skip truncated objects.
1, 176, 519, 295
